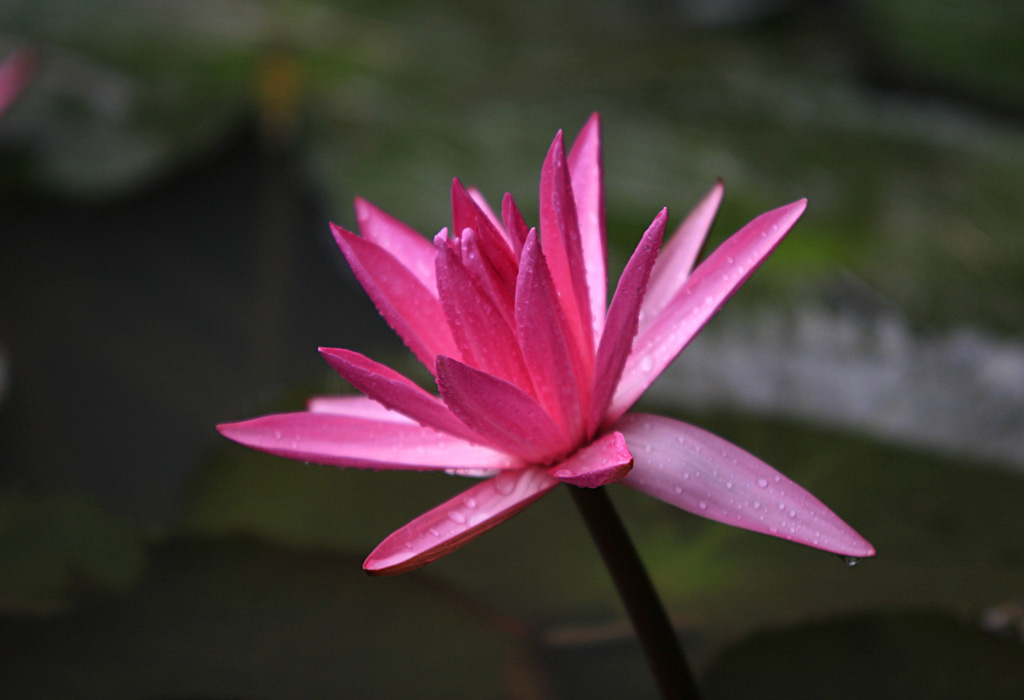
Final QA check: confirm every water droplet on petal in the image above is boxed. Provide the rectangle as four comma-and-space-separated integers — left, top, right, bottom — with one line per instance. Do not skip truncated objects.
448, 510, 467, 524
273, 430, 282, 440
673, 485, 683, 495
464, 497, 477, 509
639, 356, 654, 373
698, 500, 707, 510
756, 477, 768, 488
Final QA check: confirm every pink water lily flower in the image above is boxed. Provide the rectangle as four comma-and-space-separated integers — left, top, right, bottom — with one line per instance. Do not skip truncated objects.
219, 114, 874, 575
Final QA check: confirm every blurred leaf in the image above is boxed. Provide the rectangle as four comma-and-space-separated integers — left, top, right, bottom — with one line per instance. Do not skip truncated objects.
0, 540, 541, 699
701, 612, 1024, 700
0, 490, 146, 613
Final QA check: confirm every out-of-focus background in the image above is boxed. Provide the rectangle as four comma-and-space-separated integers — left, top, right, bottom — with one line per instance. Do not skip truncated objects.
2, 1, 1023, 698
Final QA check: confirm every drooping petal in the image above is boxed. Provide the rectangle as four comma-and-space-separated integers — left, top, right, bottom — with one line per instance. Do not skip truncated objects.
501, 192, 529, 256
640, 181, 723, 329
307, 394, 416, 422
331, 223, 459, 372
540, 130, 594, 360
436, 356, 572, 464
364, 467, 559, 575
567, 112, 607, 343
451, 178, 519, 289
607, 200, 806, 421
516, 230, 589, 441
548, 431, 633, 488
354, 197, 437, 292
616, 414, 875, 557
589, 209, 666, 435
318, 347, 483, 444
435, 233, 533, 391
217, 412, 524, 471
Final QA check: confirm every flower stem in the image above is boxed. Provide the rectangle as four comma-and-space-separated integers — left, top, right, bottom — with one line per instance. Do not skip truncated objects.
568, 485, 702, 700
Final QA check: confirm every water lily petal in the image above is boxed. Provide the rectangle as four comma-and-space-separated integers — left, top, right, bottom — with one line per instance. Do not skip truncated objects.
516, 230, 589, 440
217, 412, 524, 471
548, 431, 633, 488
460, 228, 516, 331
318, 347, 483, 444
331, 223, 459, 372
590, 209, 666, 435
608, 200, 806, 420
501, 192, 529, 256
354, 197, 437, 292
451, 178, 519, 289
437, 356, 572, 464
641, 181, 723, 328
307, 395, 415, 422
435, 233, 533, 391
616, 414, 875, 557
364, 467, 559, 575
467, 186, 515, 250
568, 113, 607, 342
540, 130, 594, 360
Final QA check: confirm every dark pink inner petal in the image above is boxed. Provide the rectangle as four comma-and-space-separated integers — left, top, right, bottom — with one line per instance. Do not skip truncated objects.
567, 112, 608, 344
548, 431, 633, 488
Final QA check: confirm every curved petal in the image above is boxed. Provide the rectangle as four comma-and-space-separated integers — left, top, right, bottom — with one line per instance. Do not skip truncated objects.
318, 347, 483, 444
451, 178, 519, 289
364, 467, 559, 575
608, 200, 806, 421
217, 412, 524, 471
331, 223, 458, 372
354, 197, 437, 293
641, 181, 723, 329
467, 186, 514, 250
540, 130, 594, 360
616, 414, 875, 557
501, 192, 529, 256
589, 208, 666, 435
548, 431, 633, 488
437, 356, 572, 464
516, 230, 589, 441
568, 113, 607, 342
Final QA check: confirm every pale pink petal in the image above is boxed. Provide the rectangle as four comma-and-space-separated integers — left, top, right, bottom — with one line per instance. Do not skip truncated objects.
354, 197, 437, 292
436, 356, 572, 464
516, 231, 589, 441
608, 200, 806, 421
567, 112, 607, 343
318, 347, 483, 444
540, 131, 594, 360
307, 395, 415, 422
616, 414, 875, 557
501, 192, 529, 256
451, 178, 519, 289
331, 223, 459, 372
589, 209, 666, 435
548, 431, 633, 488
364, 467, 559, 575
217, 412, 524, 471
0, 49, 34, 117
641, 181, 723, 329
435, 233, 533, 391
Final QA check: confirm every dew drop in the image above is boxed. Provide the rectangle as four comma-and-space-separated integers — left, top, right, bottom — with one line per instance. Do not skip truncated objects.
464, 497, 477, 509
788, 509, 796, 518
448, 510, 467, 524
704, 295, 715, 305
273, 430, 282, 440
842, 556, 860, 567
725, 481, 733, 490
698, 500, 707, 510
639, 356, 654, 373
673, 485, 683, 495
428, 528, 440, 537
756, 477, 768, 488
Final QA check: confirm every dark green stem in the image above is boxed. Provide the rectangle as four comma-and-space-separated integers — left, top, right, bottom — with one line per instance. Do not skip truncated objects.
568, 486, 702, 700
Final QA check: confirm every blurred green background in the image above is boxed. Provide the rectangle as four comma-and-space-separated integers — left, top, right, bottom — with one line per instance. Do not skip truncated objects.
1, 1, 1023, 698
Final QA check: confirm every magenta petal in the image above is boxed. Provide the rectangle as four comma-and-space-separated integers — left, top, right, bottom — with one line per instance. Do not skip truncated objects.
364, 467, 559, 575
451, 178, 519, 289
616, 414, 875, 557
608, 200, 807, 421
590, 209, 666, 434
516, 231, 589, 441
437, 356, 572, 464
435, 235, 533, 391
501, 192, 529, 256
318, 347, 482, 444
641, 181, 723, 328
540, 131, 594, 359
567, 113, 607, 342
217, 412, 524, 471
460, 228, 516, 331
548, 431, 633, 488
354, 197, 437, 292
467, 186, 514, 250
331, 223, 458, 372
